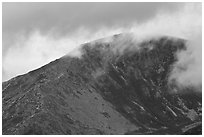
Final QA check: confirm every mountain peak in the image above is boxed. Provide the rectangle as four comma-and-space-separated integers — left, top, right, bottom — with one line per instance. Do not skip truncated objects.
2, 34, 201, 135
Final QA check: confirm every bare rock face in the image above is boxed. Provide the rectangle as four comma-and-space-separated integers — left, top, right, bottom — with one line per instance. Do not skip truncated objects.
2, 34, 202, 135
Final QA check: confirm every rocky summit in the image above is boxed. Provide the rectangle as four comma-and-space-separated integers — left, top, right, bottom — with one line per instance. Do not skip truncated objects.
2, 34, 202, 135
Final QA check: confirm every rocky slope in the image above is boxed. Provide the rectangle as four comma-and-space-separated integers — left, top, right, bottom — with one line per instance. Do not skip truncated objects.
2, 34, 202, 134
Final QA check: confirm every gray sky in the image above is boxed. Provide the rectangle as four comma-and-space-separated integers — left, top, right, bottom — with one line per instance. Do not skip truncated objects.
3, 3, 183, 51
2, 2, 185, 81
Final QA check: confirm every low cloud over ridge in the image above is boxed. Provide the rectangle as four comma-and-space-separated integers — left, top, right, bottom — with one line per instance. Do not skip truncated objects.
2, 3, 201, 91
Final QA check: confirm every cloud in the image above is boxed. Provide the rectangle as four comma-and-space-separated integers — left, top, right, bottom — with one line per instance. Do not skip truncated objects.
129, 3, 202, 90
2, 2, 201, 92
4, 2, 181, 81
89, 3, 202, 90
2, 27, 124, 81
124, 3, 201, 90
3, 2, 181, 35
2, 2, 182, 54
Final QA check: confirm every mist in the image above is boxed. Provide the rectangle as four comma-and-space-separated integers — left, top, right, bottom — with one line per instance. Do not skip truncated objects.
3, 28, 124, 81
128, 3, 202, 90
3, 3, 202, 91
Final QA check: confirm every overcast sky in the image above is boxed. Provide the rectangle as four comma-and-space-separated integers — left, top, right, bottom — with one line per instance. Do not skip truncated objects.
2, 2, 187, 81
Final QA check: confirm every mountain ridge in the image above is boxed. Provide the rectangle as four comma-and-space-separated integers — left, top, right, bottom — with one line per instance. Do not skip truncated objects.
2, 34, 202, 134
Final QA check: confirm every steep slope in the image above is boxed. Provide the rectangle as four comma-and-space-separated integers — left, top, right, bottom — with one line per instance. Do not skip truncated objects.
2, 34, 202, 134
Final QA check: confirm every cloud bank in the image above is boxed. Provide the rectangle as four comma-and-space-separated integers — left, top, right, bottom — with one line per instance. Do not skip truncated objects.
3, 3, 201, 91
